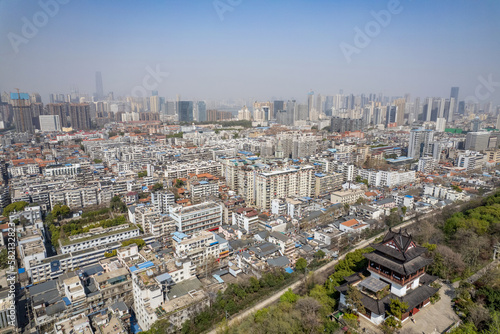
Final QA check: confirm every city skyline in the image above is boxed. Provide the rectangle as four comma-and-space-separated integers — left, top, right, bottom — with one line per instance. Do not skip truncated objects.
1, 0, 499, 103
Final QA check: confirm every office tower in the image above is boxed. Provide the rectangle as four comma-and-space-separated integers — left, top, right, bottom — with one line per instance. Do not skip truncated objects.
95, 71, 104, 99
496, 114, 500, 130
458, 101, 465, 115
49, 94, 56, 103
151, 90, 158, 96
69, 103, 92, 130
465, 132, 490, 151
149, 95, 160, 113
471, 117, 481, 132
49, 103, 68, 127
12, 92, 34, 133
450, 87, 459, 114
408, 129, 434, 159
177, 101, 193, 122
39, 115, 61, 131
273, 100, 284, 119
197, 101, 206, 122
394, 98, 406, 126
385, 106, 397, 127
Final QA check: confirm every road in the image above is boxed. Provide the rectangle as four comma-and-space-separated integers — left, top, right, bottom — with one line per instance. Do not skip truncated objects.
206, 215, 424, 334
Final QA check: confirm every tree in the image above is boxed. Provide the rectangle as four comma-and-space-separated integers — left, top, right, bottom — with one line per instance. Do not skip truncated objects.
93, 159, 103, 163
0, 249, 8, 269
137, 170, 147, 178
295, 258, 307, 273
342, 313, 359, 329
280, 289, 299, 304
152, 183, 164, 191
401, 206, 407, 216
313, 250, 326, 260
388, 299, 409, 320
52, 204, 71, 220
121, 238, 145, 249
110, 196, 127, 213
345, 286, 366, 315
381, 317, 402, 334
175, 179, 185, 188
144, 318, 171, 334
3, 201, 28, 217
385, 211, 401, 227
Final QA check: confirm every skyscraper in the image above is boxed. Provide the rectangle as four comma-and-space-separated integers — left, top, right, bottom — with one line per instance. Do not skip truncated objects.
12, 92, 34, 133
197, 101, 206, 122
177, 101, 193, 122
95, 71, 104, 100
273, 100, 284, 119
385, 106, 397, 127
450, 87, 459, 114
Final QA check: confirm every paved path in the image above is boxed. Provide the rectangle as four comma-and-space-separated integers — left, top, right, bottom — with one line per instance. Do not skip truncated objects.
206, 217, 424, 334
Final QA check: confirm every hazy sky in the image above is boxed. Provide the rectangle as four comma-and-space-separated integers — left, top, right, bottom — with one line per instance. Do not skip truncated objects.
1, 0, 499, 104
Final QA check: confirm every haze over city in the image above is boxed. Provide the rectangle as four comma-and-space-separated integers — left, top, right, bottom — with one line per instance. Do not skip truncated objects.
1, 0, 500, 102
2, 1, 500, 334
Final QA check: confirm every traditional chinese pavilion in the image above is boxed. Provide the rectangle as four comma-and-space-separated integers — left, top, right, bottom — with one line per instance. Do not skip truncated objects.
337, 228, 439, 325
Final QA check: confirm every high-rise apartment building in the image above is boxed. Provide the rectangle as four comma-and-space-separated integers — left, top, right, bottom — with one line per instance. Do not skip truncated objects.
69, 103, 91, 130
149, 95, 160, 113
394, 98, 406, 126
48, 103, 68, 127
255, 166, 314, 210
12, 92, 34, 133
408, 129, 434, 159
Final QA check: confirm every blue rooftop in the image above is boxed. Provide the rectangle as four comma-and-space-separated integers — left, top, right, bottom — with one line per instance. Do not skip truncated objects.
10, 92, 29, 100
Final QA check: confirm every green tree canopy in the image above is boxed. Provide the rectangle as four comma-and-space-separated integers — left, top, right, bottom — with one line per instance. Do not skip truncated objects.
3, 201, 28, 217
295, 258, 307, 273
